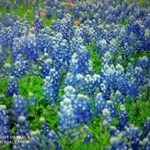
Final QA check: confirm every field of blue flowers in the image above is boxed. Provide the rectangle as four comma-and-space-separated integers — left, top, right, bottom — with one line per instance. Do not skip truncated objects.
0, 0, 150, 149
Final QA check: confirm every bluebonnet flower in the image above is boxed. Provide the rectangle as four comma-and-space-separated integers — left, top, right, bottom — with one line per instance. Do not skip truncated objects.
144, 14, 150, 29
100, 81, 111, 100
106, 13, 117, 23
0, 18, 28, 50
127, 21, 142, 36
78, 24, 96, 43
107, 141, 128, 150
5, 0, 11, 13
125, 125, 142, 150
69, 35, 84, 53
96, 39, 108, 56
63, 85, 77, 102
45, 0, 61, 18
140, 133, 150, 150
40, 118, 61, 150
135, 37, 150, 52
0, 105, 10, 144
101, 51, 113, 65
118, 78, 139, 98
65, 73, 100, 96
0, 14, 18, 27
120, 31, 137, 56
108, 122, 147, 150
74, 94, 92, 124
47, 32, 71, 71
102, 101, 116, 124
12, 33, 40, 61
59, 86, 92, 134
13, 121, 30, 150
139, 56, 149, 69
69, 49, 93, 74
109, 126, 120, 137
52, 14, 74, 40
117, 105, 129, 130
43, 68, 60, 104
39, 59, 52, 77
7, 76, 18, 96
27, 130, 41, 149
12, 95, 29, 136
83, 133, 93, 144
34, 14, 43, 30
13, 0, 20, 8
101, 52, 140, 99
0, 45, 6, 65
13, 130, 41, 150
12, 94, 31, 150
143, 118, 150, 136
0, 27, 10, 48
110, 90, 124, 104
127, 61, 147, 87
84, 74, 101, 96
65, 72, 86, 92
36, 32, 51, 54
0, 0, 149, 149
38, 52, 53, 78
58, 97, 76, 133
95, 92, 107, 115
12, 54, 30, 78
132, 66, 145, 86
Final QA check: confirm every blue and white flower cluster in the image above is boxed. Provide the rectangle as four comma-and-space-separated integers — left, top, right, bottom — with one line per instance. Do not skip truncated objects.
0, 0, 149, 149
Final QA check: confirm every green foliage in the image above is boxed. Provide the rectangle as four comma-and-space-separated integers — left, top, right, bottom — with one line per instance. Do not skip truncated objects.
86, 42, 101, 74
0, 75, 8, 95
0, 75, 12, 109
123, 51, 150, 68
125, 91, 150, 127
18, 74, 59, 131
43, 16, 57, 27
65, 140, 100, 150
0, 96, 12, 109
5, 50, 12, 65
0, 2, 149, 150
60, 117, 110, 150
88, 117, 110, 150
58, 71, 67, 102
111, 118, 119, 127
29, 103, 59, 131
18, 74, 44, 99
0, 4, 56, 26
121, 18, 129, 26
0, 145, 10, 150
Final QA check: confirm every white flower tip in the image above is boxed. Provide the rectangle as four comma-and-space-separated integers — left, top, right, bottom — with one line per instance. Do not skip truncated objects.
18, 115, 26, 122
110, 137, 119, 144
30, 130, 40, 136
40, 117, 45, 122
0, 105, 6, 110
102, 108, 110, 116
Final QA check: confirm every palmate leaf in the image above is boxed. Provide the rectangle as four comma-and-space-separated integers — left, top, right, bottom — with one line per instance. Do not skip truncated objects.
18, 74, 44, 99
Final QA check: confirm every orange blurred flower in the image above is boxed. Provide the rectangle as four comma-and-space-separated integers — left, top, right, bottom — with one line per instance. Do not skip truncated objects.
74, 19, 81, 26
39, 10, 46, 17
65, 0, 75, 9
